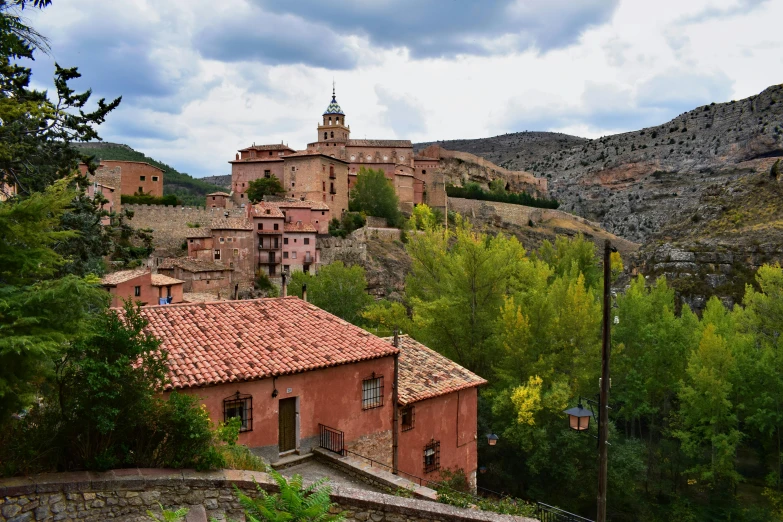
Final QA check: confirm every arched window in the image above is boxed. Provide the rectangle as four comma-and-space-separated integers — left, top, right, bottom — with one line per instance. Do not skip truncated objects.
330, 131, 334, 138
324, 132, 327, 140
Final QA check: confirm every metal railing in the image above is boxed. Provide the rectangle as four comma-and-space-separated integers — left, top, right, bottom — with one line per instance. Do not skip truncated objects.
536, 503, 594, 522
318, 424, 345, 456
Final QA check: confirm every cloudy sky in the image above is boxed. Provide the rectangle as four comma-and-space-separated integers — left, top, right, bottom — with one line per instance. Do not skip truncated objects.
23, 0, 783, 178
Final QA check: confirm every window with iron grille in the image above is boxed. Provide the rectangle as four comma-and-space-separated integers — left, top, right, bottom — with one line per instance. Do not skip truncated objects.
401, 405, 414, 431
424, 439, 440, 473
223, 392, 253, 432
362, 374, 383, 410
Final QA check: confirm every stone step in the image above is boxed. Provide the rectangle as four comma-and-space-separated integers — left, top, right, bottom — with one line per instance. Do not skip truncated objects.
270, 452, 314, 470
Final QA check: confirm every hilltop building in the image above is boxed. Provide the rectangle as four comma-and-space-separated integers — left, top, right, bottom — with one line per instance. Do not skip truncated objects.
229, 88, 446, 215
79, 160, 164, 197
137, 297, 486, 488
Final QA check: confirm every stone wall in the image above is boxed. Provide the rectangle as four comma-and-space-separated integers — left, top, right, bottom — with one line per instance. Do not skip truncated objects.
350, 227, 402, 242
123, 205, 246, 257
317, 236, 367, 265
345, 430, 393, 468
0, 469, 535, 522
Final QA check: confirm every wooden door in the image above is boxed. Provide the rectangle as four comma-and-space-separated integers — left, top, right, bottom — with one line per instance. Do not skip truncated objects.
278, 398, 297, 452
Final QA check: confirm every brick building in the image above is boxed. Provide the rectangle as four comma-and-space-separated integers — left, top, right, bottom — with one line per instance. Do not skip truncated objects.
157, 258, 234, 295
79, 160, 164, 197
101, 268, 184, 307
207, 192, 232, 208
229, 87, 447, 215
137, 297, 485, 485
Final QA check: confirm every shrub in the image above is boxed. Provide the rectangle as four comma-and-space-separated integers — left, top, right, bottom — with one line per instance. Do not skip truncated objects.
121, 193, 180, 206
329, 212, 366, 237
246, 176, 285, 203
446, 183, 558, 209
234, 467, 344, 521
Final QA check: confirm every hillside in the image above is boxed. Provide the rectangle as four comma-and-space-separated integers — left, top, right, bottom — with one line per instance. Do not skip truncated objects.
74, 142, 225, 206
419, 84, 783, 244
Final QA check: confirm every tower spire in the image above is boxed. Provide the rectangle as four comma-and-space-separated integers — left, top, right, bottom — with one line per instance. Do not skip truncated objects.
332, 79, 336, 101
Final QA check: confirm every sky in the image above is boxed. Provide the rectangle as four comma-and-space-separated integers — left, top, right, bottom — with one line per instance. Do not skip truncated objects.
23, 0, 783, 178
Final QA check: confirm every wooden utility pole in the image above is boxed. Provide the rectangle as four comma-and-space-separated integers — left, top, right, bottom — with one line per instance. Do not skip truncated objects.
597, 240, 612, 522
392, 329, 400, 475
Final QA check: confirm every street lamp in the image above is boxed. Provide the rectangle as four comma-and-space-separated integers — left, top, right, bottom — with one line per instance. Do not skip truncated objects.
486, 433, 499, 446
564, 402, 593, 431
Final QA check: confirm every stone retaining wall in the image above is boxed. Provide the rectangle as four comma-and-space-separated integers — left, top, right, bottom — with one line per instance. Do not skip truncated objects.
448, 198, 601, 230
0, 469, 536, 522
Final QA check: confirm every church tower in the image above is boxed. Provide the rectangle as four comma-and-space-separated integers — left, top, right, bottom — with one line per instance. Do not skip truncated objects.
317, 84, 350, 144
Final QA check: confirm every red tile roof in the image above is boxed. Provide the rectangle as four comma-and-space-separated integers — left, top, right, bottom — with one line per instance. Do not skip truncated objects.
151, 274, 185, 286
101, 268, 150, 286
385, 335, 487, 406
158, 258, 232, 273
210, 217, 253, 230
136, 297, 399, 390
272, 199, 330, 211
250, 202, 285, 218
284, 222, 317, 233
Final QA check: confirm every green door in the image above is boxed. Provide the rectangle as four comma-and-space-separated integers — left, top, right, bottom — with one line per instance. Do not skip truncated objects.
278, 398, 297, 452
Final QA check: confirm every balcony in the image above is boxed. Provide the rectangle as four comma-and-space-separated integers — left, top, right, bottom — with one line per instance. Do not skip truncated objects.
259, 242, 281, 250
304, 252, 313, 264
329, 188, 337, 195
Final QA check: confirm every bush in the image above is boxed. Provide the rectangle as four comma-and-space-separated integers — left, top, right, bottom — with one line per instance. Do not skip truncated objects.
329, 212, 366, 237
234, 467, 344, 521
446, 183, 558, 209
246, 176, 284, 203
121, 193, 180, 206
349, 167, 403, 227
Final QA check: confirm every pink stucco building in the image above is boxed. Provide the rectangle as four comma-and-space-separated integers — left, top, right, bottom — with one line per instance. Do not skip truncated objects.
137, 298, 485, 487
101, 268, 184, 307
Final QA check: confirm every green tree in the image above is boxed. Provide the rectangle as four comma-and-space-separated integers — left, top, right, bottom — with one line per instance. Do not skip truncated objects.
0, 180, 109, 420
246, 176, 284, 203
288, 262, 373, 325
348, 167, 402, 227
409, 203, 442, 231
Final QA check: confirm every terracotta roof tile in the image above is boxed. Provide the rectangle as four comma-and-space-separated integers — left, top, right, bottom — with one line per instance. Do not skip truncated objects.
101, 268, 150, 286
133, 297, 399, 390
385, 335, 487, 406
284, 222, 317, 233
250, 202, 285, 218
186, 228, 212, 238
266, 199, 330, 210
207, 192, 230, 197
158, 258, 233, 273
151, 274, 185, 286
209, 217, 253, 230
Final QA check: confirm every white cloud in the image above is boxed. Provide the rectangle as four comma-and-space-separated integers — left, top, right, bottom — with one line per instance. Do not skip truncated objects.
21, 0, 783, 176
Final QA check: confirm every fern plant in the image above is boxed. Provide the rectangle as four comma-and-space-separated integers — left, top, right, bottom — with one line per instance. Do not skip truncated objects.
234, 467, 344, 521
146, 502, 189, 522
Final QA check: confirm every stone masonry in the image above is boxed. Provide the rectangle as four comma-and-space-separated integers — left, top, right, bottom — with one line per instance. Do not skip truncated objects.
0, 469, 536, 522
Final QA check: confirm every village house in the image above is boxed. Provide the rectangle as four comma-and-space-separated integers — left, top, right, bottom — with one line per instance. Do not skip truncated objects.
229, 87, 447, 215
157, 258, 234, 296
137, 297, 485, 487
207, 191, 232, 208
101, 268, 184, 307
79, 160, 164, 197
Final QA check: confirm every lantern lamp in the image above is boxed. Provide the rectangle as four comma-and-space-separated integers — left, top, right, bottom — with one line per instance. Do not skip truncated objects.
564, 403, 593, 431
486, 433, 499, 446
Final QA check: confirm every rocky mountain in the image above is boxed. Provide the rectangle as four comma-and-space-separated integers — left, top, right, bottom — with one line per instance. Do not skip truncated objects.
200, 174, 231, 189
419, 84, 783, 244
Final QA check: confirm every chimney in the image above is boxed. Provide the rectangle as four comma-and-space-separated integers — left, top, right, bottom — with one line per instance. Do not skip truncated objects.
281, 273, 287, 297
302, 283, 307, 302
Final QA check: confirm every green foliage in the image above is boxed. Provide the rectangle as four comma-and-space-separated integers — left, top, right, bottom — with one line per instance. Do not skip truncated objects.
254, 269, 277, 294
328, 211, 365, 238
121, 193, 181, 206
246, 176, 284, 203
348, 167, 402, 227
409, 203, 442, 231
234, 468, 344, 522
147, 503, 189, 522
288, 262, 372, 325
446, 182, 559, 209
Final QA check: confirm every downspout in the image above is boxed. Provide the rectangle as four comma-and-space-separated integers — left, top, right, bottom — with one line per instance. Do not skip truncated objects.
392, 328, 400, 475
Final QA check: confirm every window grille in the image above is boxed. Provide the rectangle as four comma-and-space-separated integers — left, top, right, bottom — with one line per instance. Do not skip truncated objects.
424, 439, 440, 473
401, 405, 414, 431
223, 392, 253, 432
362, 374, 384, 410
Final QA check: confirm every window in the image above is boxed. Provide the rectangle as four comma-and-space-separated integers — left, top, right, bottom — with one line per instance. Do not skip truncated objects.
152, 176, 159, 182
401, 406, 414, 431
304, 238, 310, 245
140, 176, 146, 181
219, 237, 225, 243
330, 131, 334, 138
214, 249, 221, 260
422, 170, 426, 175
292, 251, 297, 259
134, 286, 141, 297
322, 182, 326, 191
233, 248, 238, 256
324, 132, 328, 140
258, 223, 263, 230
212, 196, 216, 200
273, 223, 279, 231
362, 374, 384, 410
223, 392, 252, 432
138, 186, 143, 192
283, 251, 289, 259
291, 166, 295, 172
284, 238, 289, 245
284, 265, 290, 272
424, 440, 440, 473
264, 170, 271, 178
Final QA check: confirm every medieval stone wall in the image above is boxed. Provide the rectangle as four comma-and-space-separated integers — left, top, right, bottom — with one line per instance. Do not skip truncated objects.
317, 236, 367, 265
123, 204, 245, 257
0, 469, 535, 522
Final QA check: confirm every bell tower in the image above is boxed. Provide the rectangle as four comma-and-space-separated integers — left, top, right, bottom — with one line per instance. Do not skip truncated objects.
317, 82, 350, 144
